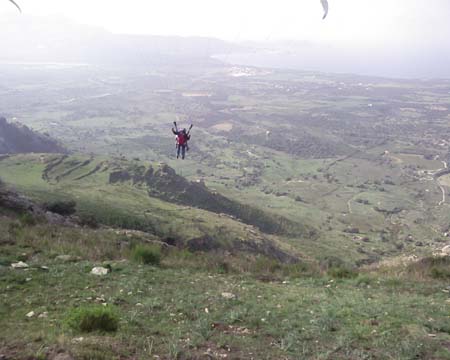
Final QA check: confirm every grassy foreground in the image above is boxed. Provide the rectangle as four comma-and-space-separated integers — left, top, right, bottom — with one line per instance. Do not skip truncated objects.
1, 216, 450, 360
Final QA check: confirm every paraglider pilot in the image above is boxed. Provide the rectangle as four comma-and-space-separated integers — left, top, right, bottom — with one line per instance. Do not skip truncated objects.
172, 121, 192, 160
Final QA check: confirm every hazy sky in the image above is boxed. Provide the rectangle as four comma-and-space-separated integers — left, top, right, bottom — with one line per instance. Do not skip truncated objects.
1, 0, 449, 47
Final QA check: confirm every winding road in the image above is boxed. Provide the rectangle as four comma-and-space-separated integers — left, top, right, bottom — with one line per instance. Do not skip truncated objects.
437, 161, 448, 206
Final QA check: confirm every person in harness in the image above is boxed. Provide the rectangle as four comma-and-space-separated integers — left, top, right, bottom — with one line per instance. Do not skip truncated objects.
172, 121, 193, 160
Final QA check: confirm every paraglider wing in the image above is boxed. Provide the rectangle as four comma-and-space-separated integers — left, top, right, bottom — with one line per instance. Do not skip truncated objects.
320, 0, 328, 19
7, 0, 21, 12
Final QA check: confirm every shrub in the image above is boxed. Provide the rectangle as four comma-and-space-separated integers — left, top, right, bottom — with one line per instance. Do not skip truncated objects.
319, 256, 346, 270
355, 274, 375, 286
44, 200, 77, 216
19, 212, 37, 226
66, 305, 119, 333
327, 266, 358, 279
282, 262, 318, 278
79, 214, 99, 228
131, 244, 161, 265
253, 256, 282, 274
408, 256, 450, 279
430, 266, 450, 279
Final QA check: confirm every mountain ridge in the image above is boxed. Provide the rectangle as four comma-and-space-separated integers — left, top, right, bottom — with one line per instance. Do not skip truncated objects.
0, 117, 66, 154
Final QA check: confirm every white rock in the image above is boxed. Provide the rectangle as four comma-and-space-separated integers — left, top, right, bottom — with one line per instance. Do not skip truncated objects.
38, 312, 48, 318
221, 292, 236, 300
56, 255, 81, 262
26, 311, 35, 318
90, 267, 109, 276
442, 245, 450, 255
11, 261, 29, 269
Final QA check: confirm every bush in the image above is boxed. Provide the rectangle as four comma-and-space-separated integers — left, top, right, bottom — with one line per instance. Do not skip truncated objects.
19, 212, 37, 226
44, 200, 77, 216
355, 274, 375, 286
327, 266, 358, 279
430, 266, 450, 279
282, 262, 318, 278
408, 256, 450, 279
66, 305, 119, 333
79, 214, 99, 228
131, 244, 161, 265
253, 256, 282, 274
319, 256, 346, 270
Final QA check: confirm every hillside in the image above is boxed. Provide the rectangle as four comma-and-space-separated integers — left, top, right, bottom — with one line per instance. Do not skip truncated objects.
2, 184, 450, 359
2, 152, 431, 264
1, 61, 448, 268
0, 153, 307, 262
0, 117, 65, 154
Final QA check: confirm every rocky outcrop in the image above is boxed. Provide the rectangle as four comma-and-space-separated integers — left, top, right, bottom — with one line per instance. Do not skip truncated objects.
0, 181, 75, 226
0, 117, 65, 154
108, 163, 315, 238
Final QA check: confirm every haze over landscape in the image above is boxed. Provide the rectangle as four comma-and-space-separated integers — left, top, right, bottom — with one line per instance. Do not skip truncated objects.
1, 1, 450, 359
2, 0, 450, 78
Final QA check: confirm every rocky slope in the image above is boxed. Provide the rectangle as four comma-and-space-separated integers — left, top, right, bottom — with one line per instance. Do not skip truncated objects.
0, 117, 65, 154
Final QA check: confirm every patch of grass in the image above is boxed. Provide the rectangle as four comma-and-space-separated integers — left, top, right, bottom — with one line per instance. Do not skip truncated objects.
354, 273, 376, 286
19, 212, 37, 226
253, 256, 282, 274
65, 305, 119, 333
327, 266, 358, 279
319, 255, 347, 270
430, 266, 450, 279
131, 244, 161, 265
408, 256, 450, 279
281, 262, 319, 278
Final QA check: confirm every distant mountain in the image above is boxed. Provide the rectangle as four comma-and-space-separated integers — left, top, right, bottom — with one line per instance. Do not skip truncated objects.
216, 40, 450, 79
0, 15, 240, 66
0, 117, 65, 154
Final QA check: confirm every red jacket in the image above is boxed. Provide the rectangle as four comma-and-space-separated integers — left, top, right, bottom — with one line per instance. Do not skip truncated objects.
173, 129, 190, 146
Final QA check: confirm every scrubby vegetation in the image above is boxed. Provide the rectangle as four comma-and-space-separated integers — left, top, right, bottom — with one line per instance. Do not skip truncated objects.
2, 210, 450, 359
131, 244, 162, 265
43, 199, 77, 216
65, 305, 119, 333
407, 256, 450, 279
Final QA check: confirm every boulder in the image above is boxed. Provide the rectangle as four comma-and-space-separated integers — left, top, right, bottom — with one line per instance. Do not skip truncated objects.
90, 267, 109, 276
38, 312, 48, 318
11, 261, 29, 269
221, 292, 236, 300
442, 245, 450, 255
